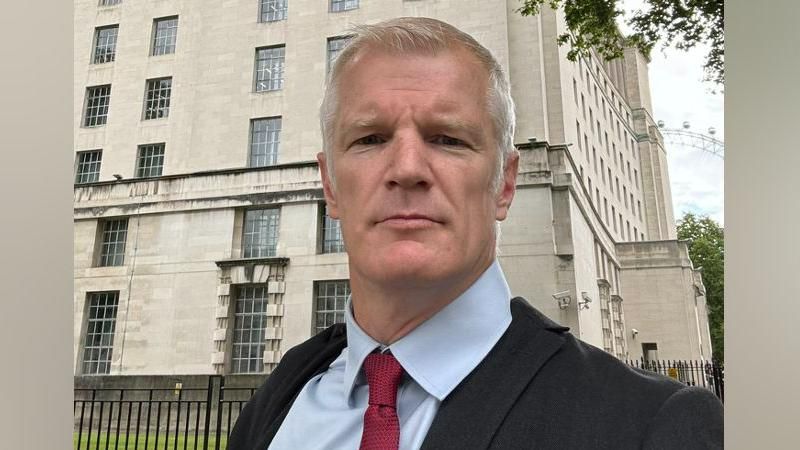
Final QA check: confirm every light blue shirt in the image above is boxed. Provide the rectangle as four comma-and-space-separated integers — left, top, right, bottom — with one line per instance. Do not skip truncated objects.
268, 260, 512, 450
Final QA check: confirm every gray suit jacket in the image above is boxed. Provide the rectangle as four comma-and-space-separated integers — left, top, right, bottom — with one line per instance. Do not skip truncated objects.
229, 298, 723, 449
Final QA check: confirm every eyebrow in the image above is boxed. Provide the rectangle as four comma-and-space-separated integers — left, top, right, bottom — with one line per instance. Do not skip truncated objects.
342, 112, 484, 143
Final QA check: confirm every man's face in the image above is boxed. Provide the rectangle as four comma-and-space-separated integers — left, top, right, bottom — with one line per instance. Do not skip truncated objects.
319, 47, 518, 290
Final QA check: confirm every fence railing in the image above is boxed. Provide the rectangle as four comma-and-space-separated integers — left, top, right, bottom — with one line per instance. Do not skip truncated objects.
74, 360, 723, 449
626, 359, 724, 403
73, 376, 255, 450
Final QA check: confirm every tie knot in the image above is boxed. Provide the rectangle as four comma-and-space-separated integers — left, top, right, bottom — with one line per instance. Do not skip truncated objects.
363, 353, 404, 407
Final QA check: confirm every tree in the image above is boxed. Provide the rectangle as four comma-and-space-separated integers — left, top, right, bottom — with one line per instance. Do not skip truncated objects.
517, 0, 724, 84
676, 212, 724, 362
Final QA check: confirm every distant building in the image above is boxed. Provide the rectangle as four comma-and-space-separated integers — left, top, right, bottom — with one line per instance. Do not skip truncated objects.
73, 0, 712, 378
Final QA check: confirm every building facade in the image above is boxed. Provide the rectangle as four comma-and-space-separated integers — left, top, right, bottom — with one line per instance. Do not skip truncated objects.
73, 0, 712, 378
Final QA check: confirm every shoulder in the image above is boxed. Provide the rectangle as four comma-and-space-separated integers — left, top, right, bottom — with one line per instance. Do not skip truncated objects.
502, 298, 723, 448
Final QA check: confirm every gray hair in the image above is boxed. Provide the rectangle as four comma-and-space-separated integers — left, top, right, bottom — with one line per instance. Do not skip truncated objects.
319, 17, 517, 192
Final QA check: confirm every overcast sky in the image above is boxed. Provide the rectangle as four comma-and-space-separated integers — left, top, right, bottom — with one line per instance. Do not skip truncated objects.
619, 1, 725, 226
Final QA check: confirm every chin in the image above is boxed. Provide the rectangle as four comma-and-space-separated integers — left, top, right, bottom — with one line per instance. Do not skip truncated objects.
359, 241, 456, 286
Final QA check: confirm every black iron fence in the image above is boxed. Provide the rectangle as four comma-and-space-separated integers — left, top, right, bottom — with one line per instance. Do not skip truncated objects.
74, 361, 723, 449
73, 376, 254, 450
626, 359, 724, 403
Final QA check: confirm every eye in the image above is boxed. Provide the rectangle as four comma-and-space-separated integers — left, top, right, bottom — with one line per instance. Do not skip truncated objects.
431, 135, 467, 147
353, 135, 386, 146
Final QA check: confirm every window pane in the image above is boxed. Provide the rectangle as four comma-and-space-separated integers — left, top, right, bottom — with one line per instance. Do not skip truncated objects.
259, 0, 288, 22
75, 150, 102, 184
231, 285, 270, 374
81, 292, 120, 375
84, 85, 111, 127
321, 204, 345, 253
93, 25, 118, 64
254, 46, 285, 92
326, 36, 351, 73
136, 143, 166, 177
143, 77, 172, 120
98, 219, 128, 266
249, 117, 281, 167
313, 280, 350, 334
330, 0, 358, 12
242, 209, 280, 258
152, 17, 178, 56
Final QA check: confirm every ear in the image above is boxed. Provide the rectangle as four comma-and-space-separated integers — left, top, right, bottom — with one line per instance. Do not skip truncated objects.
318, 152, 340, 219
494, 151, 519, 221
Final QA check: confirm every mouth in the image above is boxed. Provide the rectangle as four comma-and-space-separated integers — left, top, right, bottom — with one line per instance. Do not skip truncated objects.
377, 214, 443, 229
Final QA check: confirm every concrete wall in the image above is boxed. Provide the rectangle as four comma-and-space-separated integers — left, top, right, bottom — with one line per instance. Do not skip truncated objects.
617, 240, 710, 360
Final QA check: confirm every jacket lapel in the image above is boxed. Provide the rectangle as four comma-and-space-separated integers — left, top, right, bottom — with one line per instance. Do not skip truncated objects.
420, 298, 569, 450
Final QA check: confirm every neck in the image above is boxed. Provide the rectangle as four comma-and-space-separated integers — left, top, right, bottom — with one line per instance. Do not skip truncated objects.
349, 259, 494, 344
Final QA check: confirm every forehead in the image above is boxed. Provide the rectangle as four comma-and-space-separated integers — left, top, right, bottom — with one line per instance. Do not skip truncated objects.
334, 46, 490, 118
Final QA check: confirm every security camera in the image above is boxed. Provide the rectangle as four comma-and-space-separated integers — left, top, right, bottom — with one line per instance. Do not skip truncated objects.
552, 291, 571, 310
631, 328, 639, 338
113, 174, 123, 180
578, 292, 592, 310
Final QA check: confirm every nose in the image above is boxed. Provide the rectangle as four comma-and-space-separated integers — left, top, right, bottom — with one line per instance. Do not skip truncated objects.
385, 131, 432, 190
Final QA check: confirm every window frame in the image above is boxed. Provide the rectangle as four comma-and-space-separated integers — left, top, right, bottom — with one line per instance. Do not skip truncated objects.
135, 143, 166, 178
92, 24, 119, 64
313, 280, 351, 335
253, 45, 286, 92
83, 84, 112, 127
80, 291, 120, 375
151, 16, 179, 56
319, 203, 345, 254
230, 284, 270, 374
75, 149, 103, 184
249, 116, 282, 167
330, 0, 359, 12
96, 218, 128, 267
259, 0, 288, 22
142, 77, 172, 120
242, 208, 281, 258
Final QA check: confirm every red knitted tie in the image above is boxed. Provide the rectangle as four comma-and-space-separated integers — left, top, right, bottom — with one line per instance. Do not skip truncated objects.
359, 352, 404, 450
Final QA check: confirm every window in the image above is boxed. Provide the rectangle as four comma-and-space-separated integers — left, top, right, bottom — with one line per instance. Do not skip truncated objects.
250, 117, 282, 167
92, 25, 118, 64
638, 200, 642, 220
243, 209, 280, 258
589, 108, 594, 131
99, 0, 122, 6
75, 150, 102, 184
603, 198, 609, 223
152, 17, 178, 56
231, 285, 269, 373
573, 79, 578, 105
595, 188, 600, 206
600, 158, 605, 183
619, 213, 623, 236
627, 161, 632, 181
259, 0, 288, 22
142, 77, 172, 120
634, 226, 638, 241
627, 221, 631, 240
608, 168, 612, 192
330, 0, 358, 12
642, 342, 658, 362
81, 291, 119, 375
254, 46, 285, 92
630, 193, 634, 212
576, 122, 582, 152
584, 135, 589, 157
136, 143, 165, 178
327, 36, 351, 73
83, 85, 111, 127
624, 186, 628, 208
612, 206, 617, 231
635, 169, 640, 189
581, 94, 586, 119
616, 177, 620, 200
314, 280, 350, 334
321, 204, 345, 253
579, 165, 584, 180
588, 177, 592, 193
592, 148, 597, 172
98, 218, 128, 266
619, 151, 624, 169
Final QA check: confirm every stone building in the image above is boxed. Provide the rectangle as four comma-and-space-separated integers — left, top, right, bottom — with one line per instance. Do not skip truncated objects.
73, 0, 713, 378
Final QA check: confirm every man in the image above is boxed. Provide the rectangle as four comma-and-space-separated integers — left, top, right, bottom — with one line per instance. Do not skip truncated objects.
229, 17, 723, 450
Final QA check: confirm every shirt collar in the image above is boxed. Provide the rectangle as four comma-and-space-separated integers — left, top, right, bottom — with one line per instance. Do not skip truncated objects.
343, 259, 512, 403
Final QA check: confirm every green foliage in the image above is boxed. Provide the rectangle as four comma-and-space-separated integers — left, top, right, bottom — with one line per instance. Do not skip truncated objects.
516, 0, 724, 84
677, 212, 724, 362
